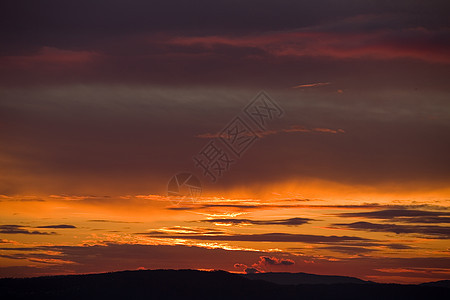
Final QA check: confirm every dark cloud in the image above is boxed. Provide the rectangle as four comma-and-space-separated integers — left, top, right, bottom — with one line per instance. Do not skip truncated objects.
235, 256, 295, 274
319, 246, 377, 255
337, 209, 450, 224
244, 267, 260, 274
0, 251, 67, 263
144, 232, 370, 244
198, 217, 311, 226
290, 243, 413, 254
387, 244, 413, 250
234, 263, 260, 274
0, 225, 56, 235
88, 220, 142, 224
169, 204, 450, 213
0, 247, 40, 251
146, 226, 227, 235
258, 256, 295, 266
333, 222, 450, 239
36, 225, 76, 229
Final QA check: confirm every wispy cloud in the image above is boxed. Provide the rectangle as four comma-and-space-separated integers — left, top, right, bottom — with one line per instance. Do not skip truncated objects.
292, 82, 331, 88
167, 203, 450, 213
147, 226, 227, 235
88, 220, 142, 224
319, 245, 377, 254
144, 232, 370, 244
333, 222, 450, 239
0, 225, 56, 235
36, 225, 77, 229
337, 210, 450, 224
195, 125, 345, 139
198, 217, 311, 226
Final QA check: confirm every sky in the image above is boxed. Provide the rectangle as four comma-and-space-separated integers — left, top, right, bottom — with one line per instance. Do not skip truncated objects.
0, 0, 449, 283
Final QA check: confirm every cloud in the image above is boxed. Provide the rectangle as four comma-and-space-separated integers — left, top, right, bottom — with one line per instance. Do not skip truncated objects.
333, 222, 450, 239
0, 225, 56, 235
0, 195, 45, 202
243, 267, 260, 274
147, 226, 227, 235
88, 220, 142, 224
337, 209, 450, 224
144, 232, 371, 244
319, 246, 377, 255
168, 203, 450, 213
257, 256, 295, 266
36, 225, 77, 229
290, 243, 413, 254
168, 27, 450, 63
313, 128, 345, 134
195, 125, 345, 139
387, 244, 413, 250
234, 263, 261, 274
293, 82, 331, 88
235, 256, 295, 273
198, 217, 311, 226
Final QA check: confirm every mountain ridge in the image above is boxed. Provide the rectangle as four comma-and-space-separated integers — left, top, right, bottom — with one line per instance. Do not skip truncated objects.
242, 271, 371, 285
0, 269, 448, 300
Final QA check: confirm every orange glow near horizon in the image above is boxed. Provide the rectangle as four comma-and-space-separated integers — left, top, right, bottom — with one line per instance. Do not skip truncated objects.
1, 179, 448, 283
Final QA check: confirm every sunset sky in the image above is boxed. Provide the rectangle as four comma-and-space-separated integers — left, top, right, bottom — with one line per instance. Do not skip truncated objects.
1, 0, 449, 283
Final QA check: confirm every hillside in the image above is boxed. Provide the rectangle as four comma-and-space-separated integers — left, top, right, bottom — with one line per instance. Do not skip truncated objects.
0, 269, 448, 300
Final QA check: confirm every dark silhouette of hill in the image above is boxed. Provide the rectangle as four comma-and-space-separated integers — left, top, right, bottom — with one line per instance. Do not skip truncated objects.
243, 271, 370, 285
0, 269, 448, 300
421, 280, 450, 288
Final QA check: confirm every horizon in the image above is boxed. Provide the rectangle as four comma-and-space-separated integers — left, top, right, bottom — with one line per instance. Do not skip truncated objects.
1, 268, 447, 285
